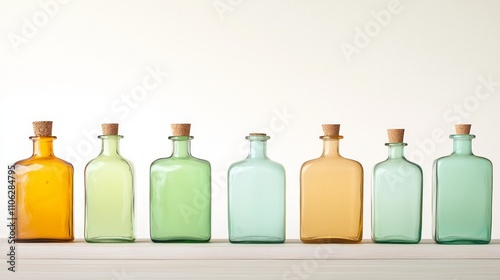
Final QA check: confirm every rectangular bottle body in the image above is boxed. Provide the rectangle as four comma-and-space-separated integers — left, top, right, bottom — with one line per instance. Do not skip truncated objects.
85, 157, 135, 242
150, 158, 211, 242
15, 158, 74, 241
301, 158, 363, 243
433, 155, 492, 244
372, 160, 422, 243
228, 160, 286, 243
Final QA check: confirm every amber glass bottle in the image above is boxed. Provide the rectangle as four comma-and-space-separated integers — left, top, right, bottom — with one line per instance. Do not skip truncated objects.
300, 124, 363, 243
15, 121, 74, 242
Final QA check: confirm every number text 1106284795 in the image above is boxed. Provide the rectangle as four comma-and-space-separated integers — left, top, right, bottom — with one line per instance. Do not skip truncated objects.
7, 165, 16, 272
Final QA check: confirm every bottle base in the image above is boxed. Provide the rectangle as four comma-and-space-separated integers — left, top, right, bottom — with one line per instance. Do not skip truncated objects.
434, 239, 490, 245
151, 237, 211, 243
372, 239, 421, 244
300, 236, 362, 244
229, 235, 285, 244
16, 238, 74, 243
85, 237, 135, 243
372, 235, 421, 244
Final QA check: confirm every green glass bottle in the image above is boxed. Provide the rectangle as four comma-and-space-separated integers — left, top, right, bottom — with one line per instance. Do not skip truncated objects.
372, 129, 422, 243
150, 123, 211, 242
228, 133, 286, 243
433, 124, 493, 244
84, 124, 135, 242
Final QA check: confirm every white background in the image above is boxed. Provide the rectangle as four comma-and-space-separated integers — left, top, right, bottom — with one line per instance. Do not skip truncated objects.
1, 0, 500, 241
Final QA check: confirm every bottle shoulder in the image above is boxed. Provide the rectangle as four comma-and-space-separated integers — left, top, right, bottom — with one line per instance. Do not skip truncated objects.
472, 154, 493, 164
434, 154, 493, 175
374, 157, 422, 171
303, 155, 362, 163
302, 156, 363, 170
229, 158, 284, 171
151, 156, 210, 168
435, 153, 492, 165
88, 154, 132, 163
86, 155, 134, 170
14, 155, 73, 169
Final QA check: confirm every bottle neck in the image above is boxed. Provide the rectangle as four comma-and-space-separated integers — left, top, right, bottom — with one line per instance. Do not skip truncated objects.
248, 140, 268, 159
321, 137, 342, 158
99, 135, 122, 156
31, 137, 56, 157
170, 136, 192, 158
386, 143, 407, 159
451, 134, 474, 155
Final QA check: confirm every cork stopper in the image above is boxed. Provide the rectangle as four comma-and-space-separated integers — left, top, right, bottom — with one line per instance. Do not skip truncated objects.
102, 123, 119, 135
249, 133, 267, 136
171, 123, 191, 136
33, 121, 52, 137
455, 124, 471, 134
322, 124, 340, 136
387, 129, 404, 143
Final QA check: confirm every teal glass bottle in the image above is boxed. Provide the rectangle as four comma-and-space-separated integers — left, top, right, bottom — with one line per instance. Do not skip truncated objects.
228, 133, 286, 243
372, 129, 422, 243
84, 124, 135, 242
433, 124, 493, 244
150, 124, 211, 242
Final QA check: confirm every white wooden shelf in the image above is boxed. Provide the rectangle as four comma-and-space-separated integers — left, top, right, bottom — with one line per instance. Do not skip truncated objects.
2, 239, 500, 279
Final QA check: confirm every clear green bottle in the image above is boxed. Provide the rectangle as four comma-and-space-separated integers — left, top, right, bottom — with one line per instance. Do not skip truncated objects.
228, 133, 286, 243
150, 124, 211, 242
84, 124, 135, 242
372, 129, 422, 243
433, 124, 493, 244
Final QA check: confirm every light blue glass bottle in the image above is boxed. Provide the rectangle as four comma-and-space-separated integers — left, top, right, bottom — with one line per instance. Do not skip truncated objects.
372, 129, 422, 243
433, 124, 493, 244
228, 133, 286, 243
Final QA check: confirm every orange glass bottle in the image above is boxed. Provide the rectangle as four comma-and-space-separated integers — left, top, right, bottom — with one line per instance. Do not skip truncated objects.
300, 124, 363, 243
15, 121, 74, 242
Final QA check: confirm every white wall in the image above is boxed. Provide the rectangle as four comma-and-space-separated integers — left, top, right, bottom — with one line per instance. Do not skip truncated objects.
1, 0, 500, 240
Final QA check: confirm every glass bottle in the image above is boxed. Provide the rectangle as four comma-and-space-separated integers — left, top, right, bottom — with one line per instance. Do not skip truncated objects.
433, 124, 493, 244
84, 123, 135, 242
300, 124, 363, 243
150, 124, 211, 242
228, 133, 286, 243
372, 129, 422, 243
14, 121, 74, 242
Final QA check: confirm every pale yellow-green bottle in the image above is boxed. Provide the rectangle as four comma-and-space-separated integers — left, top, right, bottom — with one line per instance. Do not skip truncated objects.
300, 124, 363, 243
84, 123, 135, 242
